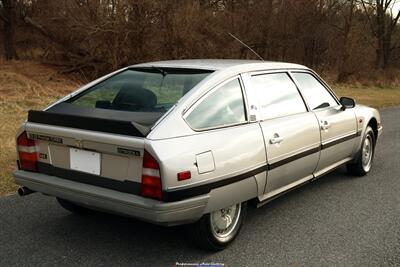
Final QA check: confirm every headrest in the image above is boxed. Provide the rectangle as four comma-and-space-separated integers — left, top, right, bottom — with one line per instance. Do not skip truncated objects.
113, 85, 157, 110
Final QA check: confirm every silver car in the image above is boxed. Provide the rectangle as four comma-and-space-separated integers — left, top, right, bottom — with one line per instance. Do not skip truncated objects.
14, 60, 382, 250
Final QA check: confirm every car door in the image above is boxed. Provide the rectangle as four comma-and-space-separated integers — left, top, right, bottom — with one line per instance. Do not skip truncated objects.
291, 72, 358, 176
247, 72, 321, 198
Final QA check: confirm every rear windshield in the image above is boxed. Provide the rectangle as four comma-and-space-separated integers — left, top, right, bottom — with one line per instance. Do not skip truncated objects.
66, 68, 213, 113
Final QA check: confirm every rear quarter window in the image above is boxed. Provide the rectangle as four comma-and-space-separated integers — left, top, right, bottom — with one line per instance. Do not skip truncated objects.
185, 78, 247, 130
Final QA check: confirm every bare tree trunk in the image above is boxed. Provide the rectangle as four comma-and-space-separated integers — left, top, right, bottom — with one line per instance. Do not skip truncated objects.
0, 0, 18, 60
375, 0, 386, 68
338, 0, 355, 82
362, 0, 400, 69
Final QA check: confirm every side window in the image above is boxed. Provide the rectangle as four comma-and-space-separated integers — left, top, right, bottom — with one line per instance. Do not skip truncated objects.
292, 72, 338, 110
186, 78, 246, 130
251, 73, 307, 120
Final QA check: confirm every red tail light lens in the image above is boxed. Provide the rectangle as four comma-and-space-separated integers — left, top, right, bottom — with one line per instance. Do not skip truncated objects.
141, 150, 162, 200
17, 132, 38, 172
177, 171, 191, 181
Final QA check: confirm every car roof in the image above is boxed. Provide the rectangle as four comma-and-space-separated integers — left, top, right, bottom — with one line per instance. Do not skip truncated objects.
132, 59, 308, 71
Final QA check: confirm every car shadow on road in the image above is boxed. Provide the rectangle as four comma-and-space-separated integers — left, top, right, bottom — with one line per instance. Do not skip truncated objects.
40, 200, 218, 263
26, 166, 359, 263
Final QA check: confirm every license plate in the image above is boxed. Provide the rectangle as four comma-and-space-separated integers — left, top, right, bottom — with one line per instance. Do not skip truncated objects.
70, 148, 101, 175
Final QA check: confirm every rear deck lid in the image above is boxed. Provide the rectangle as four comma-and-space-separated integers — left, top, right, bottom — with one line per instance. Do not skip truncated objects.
24, 121, 146, 193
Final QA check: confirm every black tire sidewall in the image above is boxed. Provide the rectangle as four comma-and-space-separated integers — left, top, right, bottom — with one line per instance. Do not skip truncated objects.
361, 127, 375, 173
346, 126, 376, 176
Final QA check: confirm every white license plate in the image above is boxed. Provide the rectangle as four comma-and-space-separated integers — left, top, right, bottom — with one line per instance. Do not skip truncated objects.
70, 148, 101, 175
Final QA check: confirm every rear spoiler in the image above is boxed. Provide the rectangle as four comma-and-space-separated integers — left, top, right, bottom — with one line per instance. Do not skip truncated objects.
28, 110, 148, 137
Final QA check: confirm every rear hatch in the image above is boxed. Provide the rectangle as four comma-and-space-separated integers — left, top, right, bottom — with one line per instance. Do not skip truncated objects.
24, 118, 146, 194
20, 67, 212, 195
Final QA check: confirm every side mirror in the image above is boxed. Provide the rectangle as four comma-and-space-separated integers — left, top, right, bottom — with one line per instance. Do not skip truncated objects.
340, 97, 355, 110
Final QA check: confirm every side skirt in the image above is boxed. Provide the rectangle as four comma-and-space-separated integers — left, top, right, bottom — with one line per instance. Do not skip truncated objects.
257, 175, 312, 208
312, 157, 353, 180
256, 157, 353, 208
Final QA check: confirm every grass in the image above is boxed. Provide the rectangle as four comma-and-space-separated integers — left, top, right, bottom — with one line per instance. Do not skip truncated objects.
0, 60, 399, 196
0, 60, 80, 196
332, 84, 400, 109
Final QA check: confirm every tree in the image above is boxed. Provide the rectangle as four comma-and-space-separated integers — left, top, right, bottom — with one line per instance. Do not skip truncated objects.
1, 0, 399, 78
361, 0, 400, 69
337, 0, 356, 81
0, 0, 18, 60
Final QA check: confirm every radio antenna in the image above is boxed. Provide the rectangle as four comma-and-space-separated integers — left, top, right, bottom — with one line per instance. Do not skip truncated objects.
228, 33, 264, 61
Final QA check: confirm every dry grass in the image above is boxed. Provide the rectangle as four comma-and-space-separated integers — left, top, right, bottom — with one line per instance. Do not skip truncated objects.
332, 84, 400, 108
0, 61, 399, 196
0, 60, 80, 196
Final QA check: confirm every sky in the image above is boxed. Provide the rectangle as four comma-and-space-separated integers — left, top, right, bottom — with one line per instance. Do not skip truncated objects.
393, 2, 400, 14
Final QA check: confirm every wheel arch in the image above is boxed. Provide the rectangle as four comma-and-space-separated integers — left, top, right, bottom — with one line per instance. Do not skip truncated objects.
203, 176, 258, 214
367, 117, 378, 143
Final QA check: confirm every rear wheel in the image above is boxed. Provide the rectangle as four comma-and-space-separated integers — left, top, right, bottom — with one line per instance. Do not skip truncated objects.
188, 202, 247, 251
56, 198, 92, 214
347, 126, 375, 176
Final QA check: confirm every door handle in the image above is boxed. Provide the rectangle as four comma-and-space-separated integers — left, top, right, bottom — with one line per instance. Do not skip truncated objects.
321, 120, 331, 130
270, 134, 284, 144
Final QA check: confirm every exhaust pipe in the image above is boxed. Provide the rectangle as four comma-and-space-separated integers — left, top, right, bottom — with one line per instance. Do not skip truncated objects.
17, 187, 35, 197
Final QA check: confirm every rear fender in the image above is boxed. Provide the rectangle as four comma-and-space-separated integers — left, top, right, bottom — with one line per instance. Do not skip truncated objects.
203, 176, 258, 213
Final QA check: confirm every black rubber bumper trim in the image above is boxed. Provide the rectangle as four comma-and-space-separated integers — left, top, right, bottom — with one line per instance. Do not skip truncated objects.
321, 131, 361, 150
165, 132, 361, 201
165, 145, 322, 201
37, 162, 141, 195
35, 131, 361, 202
267, 146, 321, 170
36, 162, 268, 203
163, 165, 269, 202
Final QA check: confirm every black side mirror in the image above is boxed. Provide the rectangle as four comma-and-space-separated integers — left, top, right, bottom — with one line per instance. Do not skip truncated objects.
340, 97, 355, 110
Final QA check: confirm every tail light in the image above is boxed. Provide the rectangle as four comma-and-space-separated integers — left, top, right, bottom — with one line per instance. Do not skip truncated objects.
141, 150, 162, 200
17, 132, 38, 172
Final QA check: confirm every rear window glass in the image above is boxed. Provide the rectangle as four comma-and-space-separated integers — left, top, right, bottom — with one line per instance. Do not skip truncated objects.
67, 68, 213, 113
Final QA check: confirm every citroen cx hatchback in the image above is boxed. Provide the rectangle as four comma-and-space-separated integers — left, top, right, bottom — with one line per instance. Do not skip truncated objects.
14, 60, 382, 250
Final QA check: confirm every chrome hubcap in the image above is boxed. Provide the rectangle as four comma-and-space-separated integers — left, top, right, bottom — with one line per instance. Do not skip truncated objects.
362, 135, 373, 171
210, 203, 241, 240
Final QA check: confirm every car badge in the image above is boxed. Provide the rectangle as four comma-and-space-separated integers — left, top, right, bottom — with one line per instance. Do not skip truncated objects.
75, 139, 83, 149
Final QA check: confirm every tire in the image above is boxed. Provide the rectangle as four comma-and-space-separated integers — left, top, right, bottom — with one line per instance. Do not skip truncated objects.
188, 202, 247, 251
57, 198, 92, 215
347, 126, 375, 176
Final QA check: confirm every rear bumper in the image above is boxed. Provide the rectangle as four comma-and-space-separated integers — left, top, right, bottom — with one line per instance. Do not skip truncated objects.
13, 170, 209, 226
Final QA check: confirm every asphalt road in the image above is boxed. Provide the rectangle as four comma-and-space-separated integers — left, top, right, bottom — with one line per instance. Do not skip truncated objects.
1, 107, 399, 267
